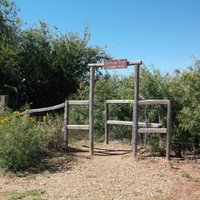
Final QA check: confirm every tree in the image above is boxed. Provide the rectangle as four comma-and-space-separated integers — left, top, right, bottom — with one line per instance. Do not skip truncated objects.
0, 1, 108, 108
0, 0, 21, 105
15, 23, 108, 108
167, 61, 200, 144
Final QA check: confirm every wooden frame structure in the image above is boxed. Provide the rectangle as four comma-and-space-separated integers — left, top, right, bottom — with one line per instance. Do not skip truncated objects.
105, 99, 172, 160
21, 60, 172, 160
63, 100, 89, 149
88, 61, 143, 157
22, 100, 90, 150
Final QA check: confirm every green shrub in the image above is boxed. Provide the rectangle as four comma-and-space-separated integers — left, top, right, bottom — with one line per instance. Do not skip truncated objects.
0, 111, 46, 171
40, 113, 64, 149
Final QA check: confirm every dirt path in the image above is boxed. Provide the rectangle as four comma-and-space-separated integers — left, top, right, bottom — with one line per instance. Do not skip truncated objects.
0, 143, 200, 200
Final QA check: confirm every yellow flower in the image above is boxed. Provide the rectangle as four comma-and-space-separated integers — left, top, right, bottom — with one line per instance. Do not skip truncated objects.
12, 111, 20, 117
0, 117, 8, 124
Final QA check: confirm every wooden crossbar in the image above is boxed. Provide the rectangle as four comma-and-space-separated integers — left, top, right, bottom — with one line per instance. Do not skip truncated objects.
67, 125, 89, 130
107, 120, 161, 128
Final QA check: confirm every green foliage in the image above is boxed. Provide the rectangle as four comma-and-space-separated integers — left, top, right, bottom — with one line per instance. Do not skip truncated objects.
166, 61, 200, 144
0, 0, 21, 44
70, 67, 168, 140
1, 1, 200, 157
0, 111, 43, 171
2, 189, 46, 200
40, 113, 64, 148
0, 110, 64, 171
0, 0, 21, 102
7, 23, 107, 108
70, 64, 200, 149
0, 1, 108, 108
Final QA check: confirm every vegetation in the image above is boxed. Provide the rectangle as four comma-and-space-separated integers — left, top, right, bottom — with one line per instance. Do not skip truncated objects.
0, 0, 108, 108
0, 0, 200, 171
0, 109, 63, 171
1, 189, 46, 200
70, 65, 200, 154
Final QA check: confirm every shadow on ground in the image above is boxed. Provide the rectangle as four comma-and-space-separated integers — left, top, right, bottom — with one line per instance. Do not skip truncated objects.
78, 145, 131, 156
24, 149, 76, 174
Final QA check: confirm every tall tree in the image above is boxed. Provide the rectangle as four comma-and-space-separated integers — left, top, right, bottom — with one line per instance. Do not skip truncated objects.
16, 23, 108, 108
0, 0, 21, 104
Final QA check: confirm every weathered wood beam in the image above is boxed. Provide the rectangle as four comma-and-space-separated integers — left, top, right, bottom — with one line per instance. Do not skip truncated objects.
107, 120, 161, 127
67, 125, 89, 130
23, 103, 65, 114
106, 99, 170, 105
138, 128, 167, 134
68, 100, 89, 106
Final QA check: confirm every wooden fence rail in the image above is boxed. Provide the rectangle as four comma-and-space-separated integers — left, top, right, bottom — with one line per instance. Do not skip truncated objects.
106, 99, 169, 105
22, 100, 90, 114
63, 100, 89, 148
105, 99, 172, 160
22, 103, 65, 114
20, 100, 90, 149
107, 120, 161, 127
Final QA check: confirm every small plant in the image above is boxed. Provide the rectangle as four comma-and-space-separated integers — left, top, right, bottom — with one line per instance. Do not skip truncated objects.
41, 114, 64, 149
133, 191, 141, 197
181, 170, 195, 181
94, 134, 104, 143
2, 189, 46, 200
85, 174, 97, 178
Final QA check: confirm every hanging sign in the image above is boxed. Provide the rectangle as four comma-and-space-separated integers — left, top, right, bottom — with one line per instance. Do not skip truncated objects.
104, 59, 128, 69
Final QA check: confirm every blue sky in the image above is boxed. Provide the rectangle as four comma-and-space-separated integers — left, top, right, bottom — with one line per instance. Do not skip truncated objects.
15, 0, 200, 75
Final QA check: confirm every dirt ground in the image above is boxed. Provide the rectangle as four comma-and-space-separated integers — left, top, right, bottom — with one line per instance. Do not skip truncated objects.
0, 142, 200, 200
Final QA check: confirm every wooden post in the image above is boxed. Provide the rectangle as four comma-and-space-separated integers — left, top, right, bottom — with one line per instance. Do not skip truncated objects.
0, 95, 9, 108
144, 105, 147, 147
166, 100, 172, 160
63, 100, 69, 149
132, 64, 140, 158
158, 111, 162, 147
89, 66, 95, 155
105, 101, 109, 144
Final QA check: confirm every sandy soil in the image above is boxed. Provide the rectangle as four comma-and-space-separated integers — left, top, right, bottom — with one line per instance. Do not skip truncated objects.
0, 142, 200, 200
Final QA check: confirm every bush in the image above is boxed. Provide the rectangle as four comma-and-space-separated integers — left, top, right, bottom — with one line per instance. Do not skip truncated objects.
0, 110, 46, 171
40, 113, 64, 149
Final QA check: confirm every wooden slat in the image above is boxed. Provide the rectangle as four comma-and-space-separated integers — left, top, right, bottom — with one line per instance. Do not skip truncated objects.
106, 100, 133, 104
107, 120, 132, 126
22, 100, 89, 115
148, 123, 162, 128
107, 120, 161, 127
68, 100, 89, 106
106, 99, 169, 105
23, 103, 65, 114
138, 128, 167, 134
67, 125, 89, 130
139, 99, 169, 105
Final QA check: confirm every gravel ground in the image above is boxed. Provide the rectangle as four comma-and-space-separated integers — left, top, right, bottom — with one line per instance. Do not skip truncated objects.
0, 143, 200, 200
